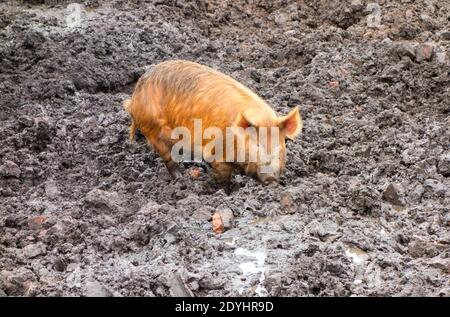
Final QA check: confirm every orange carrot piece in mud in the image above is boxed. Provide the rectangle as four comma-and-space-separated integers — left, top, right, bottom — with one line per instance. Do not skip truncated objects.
212, 213, 224, 234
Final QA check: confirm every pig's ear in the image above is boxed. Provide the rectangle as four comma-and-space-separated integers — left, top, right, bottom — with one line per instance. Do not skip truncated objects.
233, 111, 257, 129
279, 106, 303, 140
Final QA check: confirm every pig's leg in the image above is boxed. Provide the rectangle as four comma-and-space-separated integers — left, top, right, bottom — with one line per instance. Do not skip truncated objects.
211, 161, 234, 184
147, 134, 181, 179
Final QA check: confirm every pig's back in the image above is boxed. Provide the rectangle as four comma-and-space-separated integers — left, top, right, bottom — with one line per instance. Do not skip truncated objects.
145, 60, 276, 129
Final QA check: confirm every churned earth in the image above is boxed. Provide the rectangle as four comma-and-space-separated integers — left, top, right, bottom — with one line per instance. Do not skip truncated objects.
0, 0, 449, 296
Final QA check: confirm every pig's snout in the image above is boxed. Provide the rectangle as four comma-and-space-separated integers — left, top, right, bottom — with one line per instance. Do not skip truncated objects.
258, 172, 279, 185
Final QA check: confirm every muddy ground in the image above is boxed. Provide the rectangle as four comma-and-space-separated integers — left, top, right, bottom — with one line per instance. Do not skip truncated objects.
0, 0, 449, 297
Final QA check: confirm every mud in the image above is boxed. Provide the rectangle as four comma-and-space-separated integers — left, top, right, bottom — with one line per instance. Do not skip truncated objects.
0, 0, 449, 296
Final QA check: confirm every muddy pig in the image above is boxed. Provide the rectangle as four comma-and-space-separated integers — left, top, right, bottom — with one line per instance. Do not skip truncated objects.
123, 60, 302, 184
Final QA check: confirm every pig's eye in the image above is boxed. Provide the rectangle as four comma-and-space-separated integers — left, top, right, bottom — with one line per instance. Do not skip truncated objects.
245, 122, 256, 129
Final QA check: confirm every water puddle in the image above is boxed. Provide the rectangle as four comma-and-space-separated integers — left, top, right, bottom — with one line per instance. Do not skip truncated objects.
345, 247, 369, 284
249, 216, 280, 225
222, 237, 236, 247
235, 247, 268, 296
345, 247, 369, 264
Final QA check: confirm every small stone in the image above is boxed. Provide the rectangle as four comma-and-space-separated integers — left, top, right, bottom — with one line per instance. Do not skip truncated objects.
284, 30, 296, 37
65, 263, 78, 272
382, 183, 406, 206
22, 242, 46, 259
218, 208, 234, 230
0, 161, 21, 178
416, 43, 434, 62
274, 12, 289, 25
307, 219, 338, 241
163, 233, 176, 245
381, 38, 393, 45
192, 208, 211, 222
395, 42, 416, 60
189, 280, 199, 291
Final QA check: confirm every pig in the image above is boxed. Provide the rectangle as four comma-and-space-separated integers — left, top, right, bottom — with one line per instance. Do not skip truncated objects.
123, 60, 302, 184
